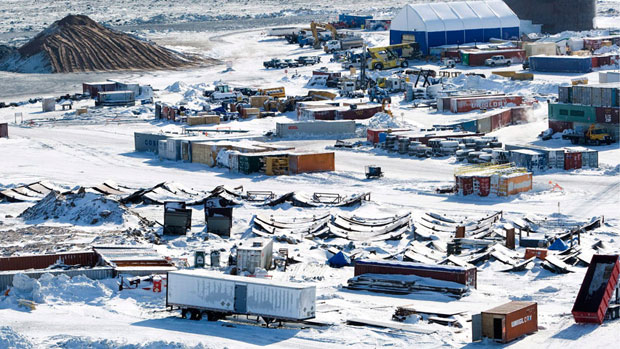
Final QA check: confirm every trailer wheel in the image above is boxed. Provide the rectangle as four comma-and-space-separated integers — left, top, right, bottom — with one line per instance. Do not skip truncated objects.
607, 139, 612, 145
262, 317, 276, 326
206, 312, 223, 321
191, 310, 203, 321
181, 309, 192, 320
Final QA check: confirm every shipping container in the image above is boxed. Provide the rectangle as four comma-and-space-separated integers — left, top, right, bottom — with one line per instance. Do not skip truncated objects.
547, 149, 565, 169
529, 55, 592, 73
572, 255, 620, 324
237, 238, 274, 273
490, 109, 513, 131
276, 121, 356, 138
548, 120, 574, 133
524, 248, 548, 260
289, 152, 335, 174
497, 173, 532, 196
0, 123, 7, 138
475, 176, 491, 197
299, 107, 337, 120
482, 301, 538, 343
337, 105, 382, 120
477, 115, 492, 133
523, 42, 556, 57
509, 149, 546, 172
41, 97, 56, 112
134, 132, 171, 153
558, 86, 572, 104
0, 267, 114, 292
548, 103, 597, 123
581, 150, 599, 168
0, 251, 99, 271
367, 128, 411, 143
595, 107, 620, 124
166, 270, 316, 322
564, 151, 582, 170
354, 259, 477, 288
461, 49, 526, 66
450, 96, 523, 113
82, 82, 117, 97
456, 175, 474, 196
96, 91, 135, 107
237, 153, 264, 174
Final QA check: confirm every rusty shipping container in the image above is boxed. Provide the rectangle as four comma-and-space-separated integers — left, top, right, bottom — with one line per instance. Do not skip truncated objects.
595, 107, 620, 124
476, 176, 491, 197
0, 123, 7, 138
354, 259, 477, 289
0, 251, 99, 271
462, 49, 526, 66
524, 248, 548, 260
482, 301, 538, 343
337, 105, 382, 120
450, 96, 523, 113
548, 120, 573, 133
366, 128, 411, 144
564, 151, 582, 170
289, 152, 335, 174
491, 109, 513, 131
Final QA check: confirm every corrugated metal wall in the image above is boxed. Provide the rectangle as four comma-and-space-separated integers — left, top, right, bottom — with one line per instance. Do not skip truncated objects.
0, 251, 99, 271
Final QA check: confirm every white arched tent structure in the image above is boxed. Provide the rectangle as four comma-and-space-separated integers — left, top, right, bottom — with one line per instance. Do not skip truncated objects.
390, 1, 520, 54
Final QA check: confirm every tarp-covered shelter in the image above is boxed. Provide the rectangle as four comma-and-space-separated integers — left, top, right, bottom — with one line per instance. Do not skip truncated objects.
390, 1, 520, 54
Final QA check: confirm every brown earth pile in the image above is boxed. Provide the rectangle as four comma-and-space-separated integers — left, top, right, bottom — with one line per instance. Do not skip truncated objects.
17, 14, 205, 73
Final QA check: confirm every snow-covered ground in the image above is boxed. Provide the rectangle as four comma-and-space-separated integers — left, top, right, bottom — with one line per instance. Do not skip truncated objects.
1, 6, 620, 349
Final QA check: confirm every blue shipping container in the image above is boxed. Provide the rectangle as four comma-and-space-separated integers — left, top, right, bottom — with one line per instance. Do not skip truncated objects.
339, 14, 373, 28
530, 56, 592, 73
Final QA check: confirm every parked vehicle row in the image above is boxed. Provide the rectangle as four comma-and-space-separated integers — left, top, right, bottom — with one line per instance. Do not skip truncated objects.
263, 56, 321, 69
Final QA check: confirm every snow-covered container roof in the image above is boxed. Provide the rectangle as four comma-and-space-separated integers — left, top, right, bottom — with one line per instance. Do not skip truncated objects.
391, 1, 518, 32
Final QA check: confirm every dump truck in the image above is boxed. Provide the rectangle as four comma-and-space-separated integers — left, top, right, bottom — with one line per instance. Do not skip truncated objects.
166, 270, 316, 324
565, 124, 613, 145
324, 37, 364, 53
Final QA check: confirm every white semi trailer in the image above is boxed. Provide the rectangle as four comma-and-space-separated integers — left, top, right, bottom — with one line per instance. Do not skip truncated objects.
166, 270, 316, 324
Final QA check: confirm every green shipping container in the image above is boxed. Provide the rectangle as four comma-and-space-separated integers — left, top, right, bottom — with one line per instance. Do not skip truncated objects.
548, 103, 597, 123
237, 154, 263, 174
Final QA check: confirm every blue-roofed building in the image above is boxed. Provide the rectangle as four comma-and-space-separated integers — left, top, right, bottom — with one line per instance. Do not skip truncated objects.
390, 1, 520, 54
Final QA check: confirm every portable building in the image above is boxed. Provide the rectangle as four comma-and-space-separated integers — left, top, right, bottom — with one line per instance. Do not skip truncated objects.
82, 82, 117, 97
237, 238, 274, 273
0, 123, 7, 138
390, 1, 519, 54
482, 301, 538, 343
276, 120, 356, 137
354, 259, 477, 288
572, 254, 619, 324
289, 152, 335, 174
166, 270, 316, 321
529, 55, 592, 73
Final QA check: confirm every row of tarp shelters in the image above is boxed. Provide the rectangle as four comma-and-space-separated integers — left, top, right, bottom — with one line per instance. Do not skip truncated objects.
390, 1, 520, 54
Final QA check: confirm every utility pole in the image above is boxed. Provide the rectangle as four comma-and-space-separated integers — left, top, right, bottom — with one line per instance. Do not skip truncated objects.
360, 44, 367, 91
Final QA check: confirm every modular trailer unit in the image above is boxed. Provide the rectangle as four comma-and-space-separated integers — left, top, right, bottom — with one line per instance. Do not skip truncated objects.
354, 259, 477, 289
96, 91, 135, 107
166, 270, 316, 322
237, 238, 274, 273
482, 301, 538, 343
572, 254, 620, 324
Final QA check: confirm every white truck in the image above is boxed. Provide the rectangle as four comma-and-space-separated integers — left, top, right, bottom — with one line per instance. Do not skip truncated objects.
208, 84, 244, 103
484, 55, 512, 66
166, 270, 316, 324
323, 37, 364, 53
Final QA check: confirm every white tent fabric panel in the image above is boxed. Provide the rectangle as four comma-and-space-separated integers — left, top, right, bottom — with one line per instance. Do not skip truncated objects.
466, 1, 501, 29
486, 0, 520, 28
430, 3, 465, 31
449, 1, 484, 30
409, 3, 446, 32
391, 4, 425, 31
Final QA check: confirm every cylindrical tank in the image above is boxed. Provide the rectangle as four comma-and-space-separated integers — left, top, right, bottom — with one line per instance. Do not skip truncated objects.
505, 0, 595, 34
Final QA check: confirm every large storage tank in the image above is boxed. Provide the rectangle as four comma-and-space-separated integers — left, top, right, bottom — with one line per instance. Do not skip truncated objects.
505, 0, 595, 34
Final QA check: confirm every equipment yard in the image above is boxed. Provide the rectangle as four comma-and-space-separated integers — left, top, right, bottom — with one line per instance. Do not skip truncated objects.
0, 1, 619, 348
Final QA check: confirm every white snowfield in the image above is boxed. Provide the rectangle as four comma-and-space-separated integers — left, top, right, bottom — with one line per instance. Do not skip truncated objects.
1, 14, 620, 349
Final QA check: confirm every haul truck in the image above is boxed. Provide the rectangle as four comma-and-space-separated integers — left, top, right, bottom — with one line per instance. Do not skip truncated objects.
166, 270, 316, 325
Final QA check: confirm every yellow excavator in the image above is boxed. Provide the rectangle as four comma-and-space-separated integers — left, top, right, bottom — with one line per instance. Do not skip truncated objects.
310, 21, 338, 49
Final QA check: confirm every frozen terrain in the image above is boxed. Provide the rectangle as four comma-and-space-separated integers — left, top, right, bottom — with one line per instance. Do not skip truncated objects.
0, 1, 620, 349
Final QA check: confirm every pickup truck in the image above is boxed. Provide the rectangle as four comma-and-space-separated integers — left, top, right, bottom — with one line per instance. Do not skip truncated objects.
263, 58, 289, 69
296, 56, 321, 65
485, 55, 512, 66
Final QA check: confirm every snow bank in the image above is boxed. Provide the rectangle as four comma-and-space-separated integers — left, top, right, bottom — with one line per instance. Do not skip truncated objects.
366, 112, 419, 130
0, 327, 33, 349
447, 74, 559, 97
4, 273, 112, 305
50, 337, 207, 349
19, 191, 127, 225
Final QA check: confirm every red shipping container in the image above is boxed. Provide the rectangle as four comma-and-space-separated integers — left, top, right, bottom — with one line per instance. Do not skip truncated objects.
475, 176, 491, 196
366, 128, 410, 143
465, 49, 526, 66
451, 96, 523, 113
490, 109, 512, 131
595, 107, 620, 124
457, 176, 474, 195
524, 248, 548, 260
0, 251, 99, 271
312, 110, 337, 120
354, 259, 477, 288
564, 151, 582, 170
572, 255, 620, 324
597, 55, 611, 67
548, 120, 574, 133
591, 56, 599, 68
338, 106, 382, 120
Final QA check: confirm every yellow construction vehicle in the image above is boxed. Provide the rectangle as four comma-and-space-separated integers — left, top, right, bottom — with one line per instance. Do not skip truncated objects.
367, 43, 420, 70
565, 124, 613, 145
310, 22, 338, 49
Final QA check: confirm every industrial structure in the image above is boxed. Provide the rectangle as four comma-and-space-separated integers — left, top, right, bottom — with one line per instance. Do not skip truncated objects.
504, 0, 595, 34
390, 1, 519, 54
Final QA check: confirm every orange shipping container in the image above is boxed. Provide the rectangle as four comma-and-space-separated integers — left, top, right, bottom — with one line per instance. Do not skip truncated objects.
524, 248, 548, 260
289, 152, 335, 174
498, 173, 532, 196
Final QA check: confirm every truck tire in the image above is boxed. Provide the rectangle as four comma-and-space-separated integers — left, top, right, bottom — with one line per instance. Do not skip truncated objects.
191, 310, 202, 321
506, 61, 511, 66
490, 62, 495, 66
181, 309, 191, 320
401, 61, 409, 68
374, 63, 384, 70
596, 140, 601, 146
607, 139, 612, 145
571, 138, 578, 144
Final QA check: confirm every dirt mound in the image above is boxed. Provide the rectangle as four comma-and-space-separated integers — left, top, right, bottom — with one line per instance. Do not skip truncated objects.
19, 190, 127, 225
13, 14, 205, 73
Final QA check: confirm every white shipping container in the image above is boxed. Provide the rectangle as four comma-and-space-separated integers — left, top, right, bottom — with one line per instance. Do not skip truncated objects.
167, 270, 316, 321
237, 238, 274, 273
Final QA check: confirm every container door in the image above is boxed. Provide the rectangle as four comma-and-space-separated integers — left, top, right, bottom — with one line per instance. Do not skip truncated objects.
234, 284, 247, 313
493, 317, 503, 340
